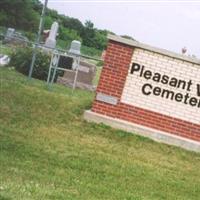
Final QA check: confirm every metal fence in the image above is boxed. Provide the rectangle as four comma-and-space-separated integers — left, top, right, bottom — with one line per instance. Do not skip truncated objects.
0, 33, 103, 62
0, 33, 103, 91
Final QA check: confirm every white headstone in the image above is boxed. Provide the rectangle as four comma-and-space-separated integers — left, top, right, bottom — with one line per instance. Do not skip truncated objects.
44, 22, 59, 49
69, 40, 81, 55
5, 28, 15, 39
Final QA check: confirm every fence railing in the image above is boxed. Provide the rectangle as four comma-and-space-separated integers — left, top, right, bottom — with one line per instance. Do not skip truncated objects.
0, 33, 103, 62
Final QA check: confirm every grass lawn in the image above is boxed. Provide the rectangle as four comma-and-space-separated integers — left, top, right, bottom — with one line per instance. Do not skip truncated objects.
0, 43, 14, 55
0, 67, 200, 200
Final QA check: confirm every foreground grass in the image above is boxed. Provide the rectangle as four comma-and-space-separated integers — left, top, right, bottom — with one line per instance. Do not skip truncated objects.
0, 68, 200, 200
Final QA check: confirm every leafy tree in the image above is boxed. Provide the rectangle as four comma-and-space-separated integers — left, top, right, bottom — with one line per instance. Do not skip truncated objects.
84, 20, 94, 29
81, 20, 107, 50
81, 20, 95, 48
0, 11, 7, 26
0, 0, 40, 32
0, 0, 117, 52
31, 0, 43, 13
59, 26, 82, 42
46, 9, 58, 20
44, 16, 54, 29
59, 15, 84, 35
93, 30, 107, 50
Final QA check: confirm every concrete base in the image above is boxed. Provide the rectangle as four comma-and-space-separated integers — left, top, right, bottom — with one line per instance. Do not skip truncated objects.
84, 110, 200, 153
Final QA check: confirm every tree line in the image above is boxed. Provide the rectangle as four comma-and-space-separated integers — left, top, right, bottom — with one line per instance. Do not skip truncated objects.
0, 0, 111, 50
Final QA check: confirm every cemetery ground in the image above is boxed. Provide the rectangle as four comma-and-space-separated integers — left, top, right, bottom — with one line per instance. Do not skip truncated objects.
0, 67, 200, 200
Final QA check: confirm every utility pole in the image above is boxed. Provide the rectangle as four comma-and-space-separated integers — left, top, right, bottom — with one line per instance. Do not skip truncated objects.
28, 0, 48, 79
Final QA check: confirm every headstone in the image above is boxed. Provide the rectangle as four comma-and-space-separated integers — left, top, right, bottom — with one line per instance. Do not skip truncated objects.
44, 22, 59, 49
0, 54, 10, 66
57, 59, 97, 91
69, 40, 81, 55
5, 28, 15, 39
3, 28, 28, 46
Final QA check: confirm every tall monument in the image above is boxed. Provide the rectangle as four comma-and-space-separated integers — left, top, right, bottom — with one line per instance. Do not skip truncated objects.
44, 22, 59, 49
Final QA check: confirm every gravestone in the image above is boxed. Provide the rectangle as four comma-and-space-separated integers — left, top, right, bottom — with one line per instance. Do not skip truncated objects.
69, 40, 81, 55
5, 28, 15, 39
57, 59, 96, 91
44, 22, 59, 49
3, 28, 28, 46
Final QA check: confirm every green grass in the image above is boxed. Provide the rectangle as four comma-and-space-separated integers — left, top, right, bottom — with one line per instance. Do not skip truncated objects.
93, 66, 102, 86
57, 39, 71, 50
0, 43, 14, 55
81, 45, 102, 58
0, 67, 200, 200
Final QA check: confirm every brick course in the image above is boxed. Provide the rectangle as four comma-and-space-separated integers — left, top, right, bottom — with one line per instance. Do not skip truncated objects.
95, 41, 133, 98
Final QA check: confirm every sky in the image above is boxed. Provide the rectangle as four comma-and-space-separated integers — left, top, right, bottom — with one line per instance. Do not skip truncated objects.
41, 0, 200, 58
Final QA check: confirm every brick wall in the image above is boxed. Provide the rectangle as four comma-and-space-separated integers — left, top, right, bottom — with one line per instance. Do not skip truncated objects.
92, 37, 200, 142
95, 40, 133, 98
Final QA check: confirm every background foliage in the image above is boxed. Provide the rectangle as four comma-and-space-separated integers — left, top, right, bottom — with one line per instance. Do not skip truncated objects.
9, 47, 60, 81
0, 0, 110, 51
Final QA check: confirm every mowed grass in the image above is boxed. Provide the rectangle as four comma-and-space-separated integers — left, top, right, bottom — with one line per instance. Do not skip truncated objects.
0, 68, 200, 200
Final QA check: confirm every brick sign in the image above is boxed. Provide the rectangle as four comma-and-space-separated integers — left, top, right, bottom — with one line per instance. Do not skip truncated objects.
85, 34, 200, 152
121, 49, 200, 125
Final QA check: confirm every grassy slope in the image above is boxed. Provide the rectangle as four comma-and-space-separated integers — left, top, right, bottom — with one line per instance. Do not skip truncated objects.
0, 68, 200, 200
0, 43, 13, 55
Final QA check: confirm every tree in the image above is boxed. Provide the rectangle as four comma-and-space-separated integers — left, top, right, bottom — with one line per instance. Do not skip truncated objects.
0, 0, 122, 52
46, 9, 58, 20
84, 20, 94, 29
59, 26, 82, 42
93, 30, 107, 50
59, 15, 84, 35
44, 16, 54, 29
0, 0, 40, 32
31, 0, 43, 13
81, 20, 95, 48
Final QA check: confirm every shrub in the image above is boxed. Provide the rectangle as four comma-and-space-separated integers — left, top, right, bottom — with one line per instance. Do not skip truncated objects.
24, 31, 36, 41
10, 47, 62, 81
81, 45, 102, 58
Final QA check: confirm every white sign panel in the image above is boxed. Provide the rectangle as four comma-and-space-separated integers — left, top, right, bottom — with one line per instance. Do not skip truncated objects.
121, 48, 200, 124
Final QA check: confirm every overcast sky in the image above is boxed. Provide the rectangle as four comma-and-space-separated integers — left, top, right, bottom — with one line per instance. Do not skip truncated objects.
41, 0, 200, 57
